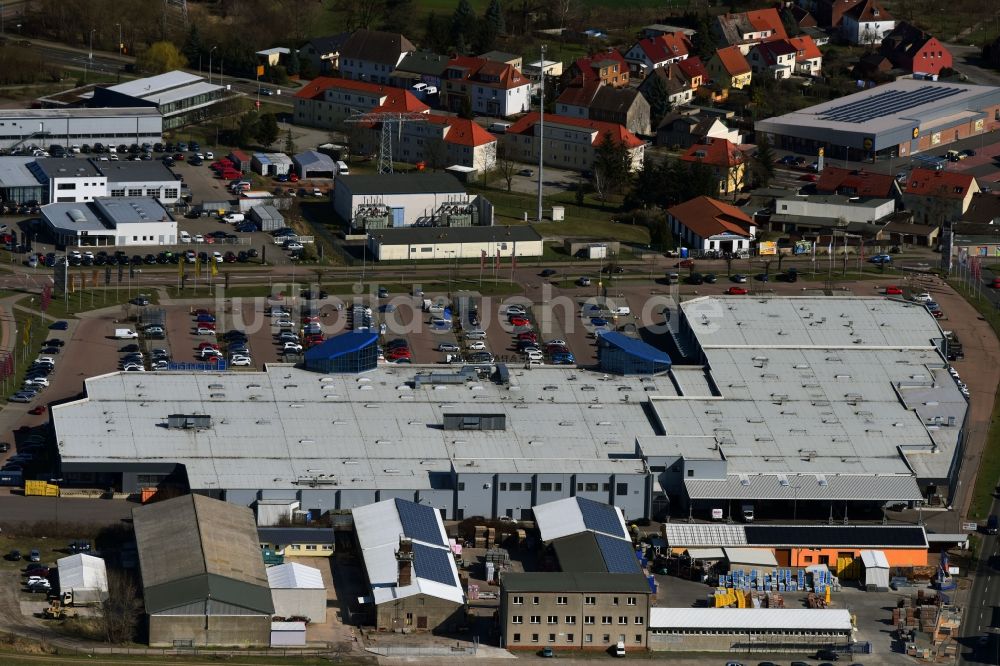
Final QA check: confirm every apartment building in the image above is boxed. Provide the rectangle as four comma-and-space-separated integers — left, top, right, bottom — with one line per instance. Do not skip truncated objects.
500, 573, 651, 652
338, 29, 415, 83
440, 56, 531, 118
503, 113, 645, 173
293, 77, 428, 130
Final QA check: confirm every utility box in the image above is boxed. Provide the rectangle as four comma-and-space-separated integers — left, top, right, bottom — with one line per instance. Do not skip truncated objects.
551, 205, 565, 221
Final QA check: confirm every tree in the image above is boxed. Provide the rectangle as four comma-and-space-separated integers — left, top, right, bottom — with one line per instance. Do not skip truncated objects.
284, 128, 296, 154
495, 141, 518, 192
425, 137, 449, 171
458, 95, 474, 119
182, 24, 204, 67
256, 113, 280, 148
237, 113, 260, 148
693, 14, 718, 60
752, 135, 776, 188
477, 0, 504, 50
99, 570, 142, 643
333, 0, 387, 30
643, 71, 672, 130
451, 0, 477, 49
136, 41, 187, 74
286, 49, 300, 77
592, 131, 631, 196
424, 13, 451, 54
549, 0, 577, 28
485, 0, 505, 34
383, 0, 414, 32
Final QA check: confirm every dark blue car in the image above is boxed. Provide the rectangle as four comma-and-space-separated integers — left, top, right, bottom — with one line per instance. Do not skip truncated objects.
48, 321, 68, 330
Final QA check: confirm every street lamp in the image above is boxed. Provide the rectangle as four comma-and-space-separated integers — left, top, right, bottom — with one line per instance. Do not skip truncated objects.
115, 23, 122, 55
209, 46, 217, 85
88, 28, 95, 61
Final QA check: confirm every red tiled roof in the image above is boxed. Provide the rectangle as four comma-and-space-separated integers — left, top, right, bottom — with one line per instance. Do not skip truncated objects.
714, 46, 751, 76
667, 195, 753, 238
376, 88, 430, 113
447, 55, 529, 90
846, 0, 893, 22
815, 167, 897, 198
556, 81, 601, 108
425, 114, 496, 147
904, 168, 976, 200
680, 138, 744, 168
788, 35, 822, 61
506, 112, 644, 149
294, 76, 429, 114
573, 50, 629, 82
294, 76, 341, 100
746, 8, 788, 40
635, 33, 691, 64
677, 56, 709, 82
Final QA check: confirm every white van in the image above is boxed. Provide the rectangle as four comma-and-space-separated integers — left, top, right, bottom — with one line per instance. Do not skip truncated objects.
488, 122, 512, 134
741, 504, 755, 522
615, 641, 626, 657
613, 305, 631, 316
223, 213, 245, 224
336, 160, 350, 175
115, 328, 139, 339
179, 231, 192, 243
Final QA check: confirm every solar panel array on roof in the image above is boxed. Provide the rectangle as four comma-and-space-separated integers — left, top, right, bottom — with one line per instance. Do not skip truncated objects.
578, 498, 628, 539
744, 525, 927, 548
595, 533, 642, 574
412, 542, 456, 586
817, 86, 962, 124
395, 499, 444, 546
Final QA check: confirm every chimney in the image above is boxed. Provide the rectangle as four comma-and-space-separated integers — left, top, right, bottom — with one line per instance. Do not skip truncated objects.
396, 537, 414, 586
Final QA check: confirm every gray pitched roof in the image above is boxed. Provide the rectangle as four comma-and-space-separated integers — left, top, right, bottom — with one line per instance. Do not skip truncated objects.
341, 29, 415, 65
338, 172, 465, 195
396, 51, 451, 77
589, 86, 643, 115
303, 32, 351, 54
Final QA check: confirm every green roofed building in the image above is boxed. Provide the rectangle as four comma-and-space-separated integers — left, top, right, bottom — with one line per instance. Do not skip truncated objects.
132, 494, 274, 647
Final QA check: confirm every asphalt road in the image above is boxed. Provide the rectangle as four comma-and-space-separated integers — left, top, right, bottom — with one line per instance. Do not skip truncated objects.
961, 498, 1000, 666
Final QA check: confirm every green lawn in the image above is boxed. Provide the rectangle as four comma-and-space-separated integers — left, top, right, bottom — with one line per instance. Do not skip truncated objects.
2, 310, 49, 404
950, 279, 1000, 520
23, 287, 158, 319
881, 0, 1000, 45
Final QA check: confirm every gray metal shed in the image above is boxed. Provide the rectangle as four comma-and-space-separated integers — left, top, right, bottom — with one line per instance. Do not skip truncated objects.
249, 205, 285, 232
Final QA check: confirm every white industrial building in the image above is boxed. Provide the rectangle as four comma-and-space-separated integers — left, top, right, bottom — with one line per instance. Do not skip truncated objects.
333, 173, 494, 231
99, 160, 183, 205
0, 107, 162, 151
648, 608, 854, 651
773, 194, 897, 224
56, 553, 109, 605
31, 159, 107, 203
860, 550, 890, 590
367, 225, 542, 261
91, 71, 229, 130
40, 198, 177, 247
252, 153, 293, 177
267, 562, 327, 623
7, 157, 181, 205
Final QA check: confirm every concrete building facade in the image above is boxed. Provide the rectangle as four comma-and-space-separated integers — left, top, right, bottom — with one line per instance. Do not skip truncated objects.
0, 108, 162, 151
368, 225, 543, 261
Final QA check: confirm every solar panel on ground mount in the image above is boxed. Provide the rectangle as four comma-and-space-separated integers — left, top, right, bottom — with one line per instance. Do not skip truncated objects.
412, 542, 457, 587
817, 86, 963, 124
577, 498, 627, 538
595, 532, 642, 574
395, 498, 445, 546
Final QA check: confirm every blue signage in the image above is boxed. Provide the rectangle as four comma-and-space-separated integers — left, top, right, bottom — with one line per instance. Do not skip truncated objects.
167, 359, 228, 372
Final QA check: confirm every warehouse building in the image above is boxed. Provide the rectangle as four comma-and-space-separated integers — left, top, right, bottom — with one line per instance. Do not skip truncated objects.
90, 71, 230, 130
51, 295, 959, 521
755, 79, 1000, 161
40, 197, 177, 247
8, 157, 182, 206
252, 152, 293, 177
97, 160, 183, 205
333, 173, 494, 231
133, 494, 274, 647
248, 205, 285, 232
56, 553, 108, 605
367, 225, 542, 261
647, 608, 854, 652
267, 562, 327, 623
0, 107, 163, 151
293, 150, 336, 179
499, 573, 652, 652
352, 498, 466, 632
0, 157, 45, 204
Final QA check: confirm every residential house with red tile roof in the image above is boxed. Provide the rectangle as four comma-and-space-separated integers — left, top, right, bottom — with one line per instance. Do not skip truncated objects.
842, 0, 894, 45
676, 56, 710, 90
667, 195, 756, 254
293, 77, 429, 130
707, 46, 752, 91
788, 35, 823, 77
815, 166, 903, 203
680, 138, 746, 196
902, 168, 980, 225
814, 0, 864, 28
790, 6, 818, 29
748, 39, 798, 79
879, 22, 953, 76
656, 108, 743, 149
503, 113, 645, 173
356, 114, 497, 172
623, 33, 693, 76
555, 82, 651, 136
339, 30, 416, 83
715, 9, 788, 54
637, 63, 693, 109
440, 56, 531, 118
561, 50, 630, 88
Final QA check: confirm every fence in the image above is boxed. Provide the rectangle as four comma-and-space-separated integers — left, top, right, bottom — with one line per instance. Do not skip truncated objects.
366, 644, 478, 657
53, 645, 339, 658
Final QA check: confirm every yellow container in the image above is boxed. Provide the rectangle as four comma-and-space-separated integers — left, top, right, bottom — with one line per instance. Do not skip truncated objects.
25, 480, 59, 497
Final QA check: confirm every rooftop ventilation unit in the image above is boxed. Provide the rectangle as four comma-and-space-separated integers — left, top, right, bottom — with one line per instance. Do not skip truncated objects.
166, 414, 212, 429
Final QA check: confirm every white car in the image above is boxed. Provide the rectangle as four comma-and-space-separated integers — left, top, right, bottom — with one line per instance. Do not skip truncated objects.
268, 309, 290, 318
205, 151, 214, 159
200, 348, 222, 359
230, 356, 252, 366
438, 343, 460, 352
505, 305, 527, 316
196, 327, 216, 336
285, 242, 304, 251
525, 350, 544, 360
283, 342, 303, 353
274, 318, 295, 327
912, 292, 932, 303
124, 365, 145, 372
467, 341, 487, 351
23, 377, 49, 387
34, 356, 56, 366
193, 234, 205, 243
213, 251, 223, 263
545, 339, 567, 347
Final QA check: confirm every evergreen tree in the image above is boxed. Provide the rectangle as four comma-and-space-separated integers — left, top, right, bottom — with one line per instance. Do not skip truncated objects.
752, 135, 777, 187
284, 128, 296, 154
485, 0, 505, 36
256, 113, 280, 148
694, 14, 717, 60
237, 113, 260, 148
286, 49, 300, 77
593, 131, 631, 194
182, 24, 203, 67
643, 72, 671, 130
424, 12, 451, 54
451, 0, 477, 49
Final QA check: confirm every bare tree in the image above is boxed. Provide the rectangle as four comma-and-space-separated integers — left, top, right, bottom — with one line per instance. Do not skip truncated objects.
495, 142, 518, 192
476, 141, 497, 182
99, 570, 142, 643
425, 138, 449, 172
592, 166, 610, 206
550, 0, 578, 28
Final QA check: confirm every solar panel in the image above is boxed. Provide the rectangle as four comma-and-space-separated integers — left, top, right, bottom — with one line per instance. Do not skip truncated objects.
577, 498, 627, 538
745, 525, 926, 547
412, 542, 457, 586
595, 533, 642, 574
395, 499, 445, 546
817, 86, 962, 124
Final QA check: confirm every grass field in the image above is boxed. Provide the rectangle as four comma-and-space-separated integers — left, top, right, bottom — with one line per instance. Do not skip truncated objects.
20, 287, 158, 320
882, 0, 1000, 45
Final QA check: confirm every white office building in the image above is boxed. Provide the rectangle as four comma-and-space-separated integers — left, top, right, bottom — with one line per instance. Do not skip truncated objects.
40, 197, 177, 247
0, 108, 162, 152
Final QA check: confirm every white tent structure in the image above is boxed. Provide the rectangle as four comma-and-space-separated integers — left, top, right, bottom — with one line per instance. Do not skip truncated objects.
56, 553, 109, 604
860, 550, 890, 591
267, 562, 327, 622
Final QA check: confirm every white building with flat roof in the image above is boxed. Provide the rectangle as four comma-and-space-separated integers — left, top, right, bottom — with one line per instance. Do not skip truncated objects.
40, 197, 177, 247
0, 107, 162, 151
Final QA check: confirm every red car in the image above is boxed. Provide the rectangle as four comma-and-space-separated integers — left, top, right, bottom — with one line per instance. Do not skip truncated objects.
931, 309, 945, 319
387, 349, 412, 360
517, 332, 537, 342
799, 173, 818, 182
302, 316, 321, 324
677, 259, 695, 269
885, 286, 903, 295
28, 406, 46, 415
193, 308, 213, 316
726, 286, 748, 295
289, 173, 299, 182
509, 316, 530, 327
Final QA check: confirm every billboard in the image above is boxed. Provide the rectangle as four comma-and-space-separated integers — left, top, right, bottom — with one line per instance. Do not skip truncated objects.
758, 241, 778, 256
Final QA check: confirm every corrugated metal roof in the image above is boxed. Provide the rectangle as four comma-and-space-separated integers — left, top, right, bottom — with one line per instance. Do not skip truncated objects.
723, 547, 778, 567
108, 70, 203, 97
266, 562, 325, 589
860, 549, 889, 569
649, 608, 853, 631
532, 496, 629, 542
663, 524, 748, 547
684, 474, 923, 501
685, 547, 725, 560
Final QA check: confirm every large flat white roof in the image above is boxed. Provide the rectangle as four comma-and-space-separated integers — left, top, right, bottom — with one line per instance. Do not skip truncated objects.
650, 607, 853, 631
